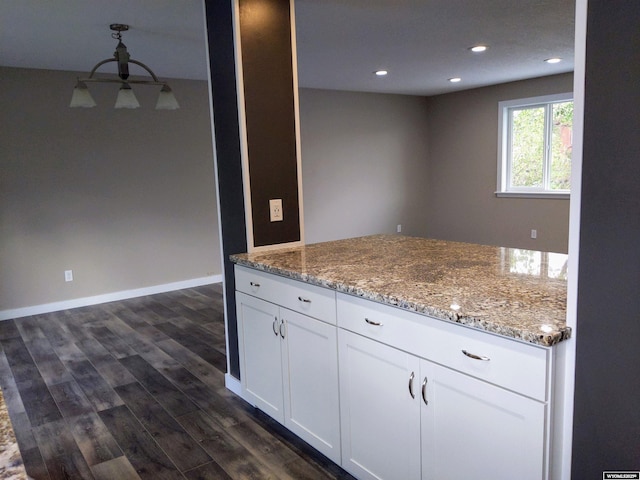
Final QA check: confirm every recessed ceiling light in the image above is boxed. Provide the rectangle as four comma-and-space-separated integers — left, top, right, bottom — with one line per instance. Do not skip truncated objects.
448, 77, 462, 83
545, 57, 562, 64
374, 70, 388, 76
470, 45, 488, 53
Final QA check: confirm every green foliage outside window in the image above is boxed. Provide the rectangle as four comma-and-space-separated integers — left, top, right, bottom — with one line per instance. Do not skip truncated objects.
511, 107, 545, 188
509, 101, 573, 191
550, 102, 573, 190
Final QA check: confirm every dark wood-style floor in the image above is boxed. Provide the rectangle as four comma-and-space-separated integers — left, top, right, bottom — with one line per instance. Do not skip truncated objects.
0, 284, 354, 480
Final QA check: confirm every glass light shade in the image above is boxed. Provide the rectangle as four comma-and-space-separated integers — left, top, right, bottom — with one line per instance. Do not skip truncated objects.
69, 81, 96, 108
155, 85, 180, 110
114, 84, 140, 109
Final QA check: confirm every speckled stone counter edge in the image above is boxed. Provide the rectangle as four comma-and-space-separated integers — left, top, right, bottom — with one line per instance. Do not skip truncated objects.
230, 236, 571, 348
0, 388, 27, 479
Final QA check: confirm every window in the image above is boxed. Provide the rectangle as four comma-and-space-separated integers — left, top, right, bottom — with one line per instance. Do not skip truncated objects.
497, 93, 573, 198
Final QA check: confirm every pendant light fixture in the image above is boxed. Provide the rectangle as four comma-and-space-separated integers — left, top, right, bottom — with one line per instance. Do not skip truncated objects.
70, 24, 179, 110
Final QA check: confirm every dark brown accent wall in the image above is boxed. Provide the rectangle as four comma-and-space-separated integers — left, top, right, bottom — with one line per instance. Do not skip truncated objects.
572, 0, 640, 476
204, 0, 301, 379
239, 0, 301, 247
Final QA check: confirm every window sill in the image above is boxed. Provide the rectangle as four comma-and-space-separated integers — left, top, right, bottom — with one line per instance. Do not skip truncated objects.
495, 191, 570, 200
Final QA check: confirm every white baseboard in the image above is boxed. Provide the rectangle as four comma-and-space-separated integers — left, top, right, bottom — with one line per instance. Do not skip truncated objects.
0, 275, 223, 321
224, 373, 243, 397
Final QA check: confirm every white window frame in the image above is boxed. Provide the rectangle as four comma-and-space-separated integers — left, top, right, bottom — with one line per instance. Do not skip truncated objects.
497, 92, 573, 199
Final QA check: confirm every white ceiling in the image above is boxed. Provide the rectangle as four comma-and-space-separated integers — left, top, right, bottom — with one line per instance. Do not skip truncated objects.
0, 0, 575, 96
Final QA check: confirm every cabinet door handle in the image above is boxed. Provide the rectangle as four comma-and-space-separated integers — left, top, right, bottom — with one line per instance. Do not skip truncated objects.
408, 371, 415, 399
365, 317, 383, 326
250, 281, 261, 287
421, 377, 428, 405
298, 296, 312, 303
279, 319, 286, 339
462, 349, 490, 361
272, 317, 279, 336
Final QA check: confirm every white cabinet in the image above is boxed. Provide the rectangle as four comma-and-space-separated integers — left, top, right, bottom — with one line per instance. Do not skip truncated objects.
337, 293, 551, 480
338, 329, 421, 480
235, 272, 341, 464
236, 292, 284, 419
421, 360, 546, 480
235, 266, 554, 479
281, 308, 340, 462
337, 328, 547, 480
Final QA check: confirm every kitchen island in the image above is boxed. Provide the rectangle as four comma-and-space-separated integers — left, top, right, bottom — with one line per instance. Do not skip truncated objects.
230, 234, 569, 480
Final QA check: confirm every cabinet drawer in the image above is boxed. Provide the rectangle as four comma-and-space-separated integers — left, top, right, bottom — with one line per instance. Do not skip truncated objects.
337, 293, 549, 401
235, 265, 336, 324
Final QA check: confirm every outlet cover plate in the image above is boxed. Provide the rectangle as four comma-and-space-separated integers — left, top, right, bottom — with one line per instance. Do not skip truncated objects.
269, 199, 283, 222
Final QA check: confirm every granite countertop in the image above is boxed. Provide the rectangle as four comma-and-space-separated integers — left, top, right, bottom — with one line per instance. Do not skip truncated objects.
0, 389, 27, 480
230, 235, 571, 347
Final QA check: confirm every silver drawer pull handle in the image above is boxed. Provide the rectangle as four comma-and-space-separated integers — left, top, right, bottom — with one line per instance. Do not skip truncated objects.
422, 377, 428, 405
364, 318, 382, 326
272, 317, 279, 336
462, 350, 490, 361
298, 296, 312, 303
408, 371, 415, 399
250, 281, 261, 287
279, 319, 286, 339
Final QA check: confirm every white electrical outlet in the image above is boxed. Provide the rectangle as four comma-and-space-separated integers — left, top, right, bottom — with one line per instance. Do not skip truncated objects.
64, 270, 73, 282
269, 199, 283, 222
397, 224, 402, 233
531, 229, 537, 239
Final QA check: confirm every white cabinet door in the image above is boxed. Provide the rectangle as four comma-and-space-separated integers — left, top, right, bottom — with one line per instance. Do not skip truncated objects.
236, 292, 285, 423
237, 292, 341, 461
421, 360, 547, 480
281, 308, 341, 464
338, 329, 421, 480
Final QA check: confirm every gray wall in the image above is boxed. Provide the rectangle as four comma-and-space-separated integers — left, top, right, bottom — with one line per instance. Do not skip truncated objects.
0, 67, 221, 311
572, 0, 640, 474
299, 88, 430, 243
1, 69, 573, 312
424, 73, 574, 253
299, 76, 572, 253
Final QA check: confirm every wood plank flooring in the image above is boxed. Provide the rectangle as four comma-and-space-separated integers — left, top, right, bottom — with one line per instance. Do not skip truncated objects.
0, 284, 354, 480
